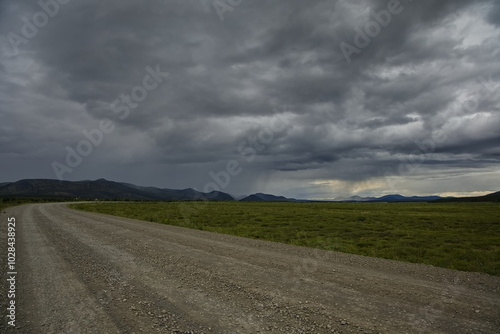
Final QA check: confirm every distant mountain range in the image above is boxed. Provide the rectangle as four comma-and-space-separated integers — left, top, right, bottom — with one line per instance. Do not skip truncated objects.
0, 179, 233, 201
0, 178, 498, 202
333, 194, 447, 202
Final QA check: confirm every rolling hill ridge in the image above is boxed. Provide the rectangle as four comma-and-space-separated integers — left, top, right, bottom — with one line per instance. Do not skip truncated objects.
0, 178, 498, 202
0, 179, 233, 201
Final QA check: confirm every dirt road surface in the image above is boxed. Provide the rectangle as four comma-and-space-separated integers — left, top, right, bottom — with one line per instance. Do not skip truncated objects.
1, 203, 499, 333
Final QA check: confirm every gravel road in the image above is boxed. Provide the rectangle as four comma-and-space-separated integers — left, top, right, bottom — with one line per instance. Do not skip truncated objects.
1, 203, 499, 333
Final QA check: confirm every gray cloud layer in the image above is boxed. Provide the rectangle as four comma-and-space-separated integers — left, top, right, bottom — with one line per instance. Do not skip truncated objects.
1, 0, 499, 198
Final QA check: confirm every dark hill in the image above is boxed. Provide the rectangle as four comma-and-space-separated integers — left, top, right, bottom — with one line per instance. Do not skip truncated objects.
0, 179, 234, 201
240, 193, 295, 202
204, 190, 235, 201
434, 191, 500, 203
239, 194, 263, 201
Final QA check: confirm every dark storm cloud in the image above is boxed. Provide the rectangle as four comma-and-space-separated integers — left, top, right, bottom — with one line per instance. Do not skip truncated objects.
1, 0, 499, 197
487, 1, 500, 26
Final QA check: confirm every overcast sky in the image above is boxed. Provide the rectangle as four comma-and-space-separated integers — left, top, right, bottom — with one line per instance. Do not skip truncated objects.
1, 0, 499, 199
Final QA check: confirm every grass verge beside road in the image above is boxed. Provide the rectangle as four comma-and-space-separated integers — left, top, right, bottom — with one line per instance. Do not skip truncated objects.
70, 201, 500, 276
0, 198, 63, 212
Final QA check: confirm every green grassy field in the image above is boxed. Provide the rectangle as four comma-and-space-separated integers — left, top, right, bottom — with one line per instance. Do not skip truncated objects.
70, 201, 500, 276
